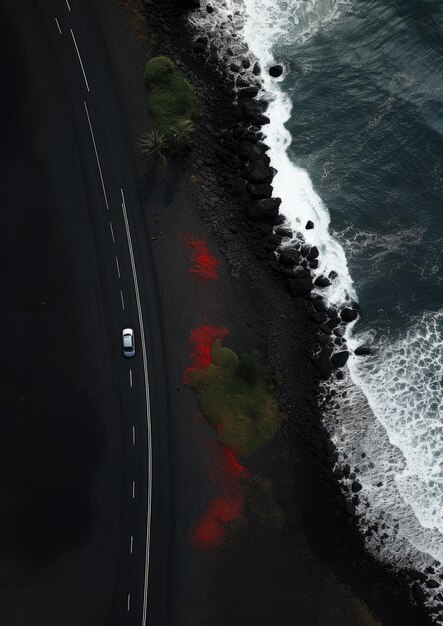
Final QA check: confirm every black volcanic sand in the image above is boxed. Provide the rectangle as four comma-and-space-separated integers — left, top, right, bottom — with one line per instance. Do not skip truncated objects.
99, 0, 436, 625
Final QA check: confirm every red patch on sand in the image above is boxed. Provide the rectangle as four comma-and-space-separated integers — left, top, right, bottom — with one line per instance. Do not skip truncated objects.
183, 325, 229, 383
192, 441, 249, 549
180, 234, 219, 281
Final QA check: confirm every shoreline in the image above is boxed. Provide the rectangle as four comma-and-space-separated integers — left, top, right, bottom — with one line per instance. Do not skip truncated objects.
134, 1, 435, 623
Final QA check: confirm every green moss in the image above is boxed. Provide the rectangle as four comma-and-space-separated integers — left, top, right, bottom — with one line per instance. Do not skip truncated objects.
185, 340, 282, 458
144, 56, 200, 138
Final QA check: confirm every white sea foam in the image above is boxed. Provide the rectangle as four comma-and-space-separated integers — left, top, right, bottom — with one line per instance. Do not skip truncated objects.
189, 0, 443, 613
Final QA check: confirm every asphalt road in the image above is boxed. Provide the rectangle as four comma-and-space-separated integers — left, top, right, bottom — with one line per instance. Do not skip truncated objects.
0, 1, 171, 624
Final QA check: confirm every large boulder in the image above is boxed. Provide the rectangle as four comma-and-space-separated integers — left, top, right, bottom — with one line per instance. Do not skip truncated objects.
355, 344, 371, 356
245, 158, 274, 184
287, 268, 313, 297
238, 86, 260, 98
269, 64, 283, 78
240, 98, 270, 126
314, 275, 331, 288
279, 247, 300, 266
246, 182, 273, 199
248, 197, 281, 221
341, 308, 358, 323
331, 351, 349, 369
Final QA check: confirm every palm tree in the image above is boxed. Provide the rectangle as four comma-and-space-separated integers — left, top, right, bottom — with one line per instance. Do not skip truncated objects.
138, 130, 168, 166
172, 119, 195, 148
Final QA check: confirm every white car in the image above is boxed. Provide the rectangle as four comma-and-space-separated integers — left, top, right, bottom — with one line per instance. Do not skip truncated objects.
122, 328, 135, 358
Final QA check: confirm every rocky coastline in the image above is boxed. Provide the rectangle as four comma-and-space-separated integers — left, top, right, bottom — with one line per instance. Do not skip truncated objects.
136, 0, 436, 623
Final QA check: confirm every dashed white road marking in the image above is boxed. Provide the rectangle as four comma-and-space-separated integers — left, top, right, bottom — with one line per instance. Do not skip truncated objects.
83, 102, 110, 211
127, 593, 131, 612
129, 369, 133, 389
55, 17, 62, 34
115, 255, 121, 279
65, 0, 71, 10
130, 535, 134, 554
120, 290, 125, 311
132, 424, 136, 445
70, 29, 90, 92
132, 480, 136, 500
109, 221, 115, 243
120, 188, 152, 626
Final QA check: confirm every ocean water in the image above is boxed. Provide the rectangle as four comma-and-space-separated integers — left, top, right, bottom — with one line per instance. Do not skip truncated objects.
189, 0, 443, 617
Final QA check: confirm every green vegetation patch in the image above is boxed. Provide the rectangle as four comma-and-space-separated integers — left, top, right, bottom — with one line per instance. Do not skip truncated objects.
144, 56, 200, 138
185, 340, 282, 458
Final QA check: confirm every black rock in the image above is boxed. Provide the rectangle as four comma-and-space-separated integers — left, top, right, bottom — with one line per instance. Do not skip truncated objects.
248, 198, 281, 221
355, 344, 371, 356
240, 98, 270, 126
326, 317, 340, 329
252, 61, 261, 75
287, 269, 313, 297
236, 76, 250, 88
309, 259, 319, 269
206, 4, 214, 12
331, 351, 349, 369
307, 245, 319, 261
343, 464, 351, 478
313, 298, 328, 312
351, 480, 362, 493
242, 57, 251, 69
230, 62, 241, 73
341, 308, 358, 323
314, 275, 332, 288
245, 158, 274, 184
318, 334, 331, 346
305, 220, 314, 230
269, 64, 283, 78
333, 326, 346, 337
238, 86, 260, 98
329, 270, 338, 280
310, 311, 328, 324
425, 579, 440, 589
411, 581, 426, 602
246, 182, 273, 199
279, 248, 300, 266
318, 323, 332, 335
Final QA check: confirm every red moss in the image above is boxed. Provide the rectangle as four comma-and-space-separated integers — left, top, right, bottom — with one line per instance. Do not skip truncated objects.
183, 325, 228, 383
180, 234, 219, 281
192, 494, 244, 548
191, 440, 248, 549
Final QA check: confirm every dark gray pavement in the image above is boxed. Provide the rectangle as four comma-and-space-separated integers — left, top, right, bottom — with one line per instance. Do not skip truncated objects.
0, 1, 172, 625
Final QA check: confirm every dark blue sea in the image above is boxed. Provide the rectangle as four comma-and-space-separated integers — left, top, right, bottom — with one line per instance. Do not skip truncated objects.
191, 0, 443, 618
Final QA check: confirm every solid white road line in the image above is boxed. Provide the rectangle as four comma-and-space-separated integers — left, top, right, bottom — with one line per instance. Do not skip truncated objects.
132, 480, 136, 499
120, 290, 125, 311
120, 188, 152, 626
83, 102, 110, 211
70, 29, 90, 92
129, 369, 133, 389
132, 424, 136, 445
115, 255, 121, 279
55, 17, 62, 34
65, 0, 71, 11
109, 221, 115, 243
130, 535, 134, 554
127, 593, 131, 612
